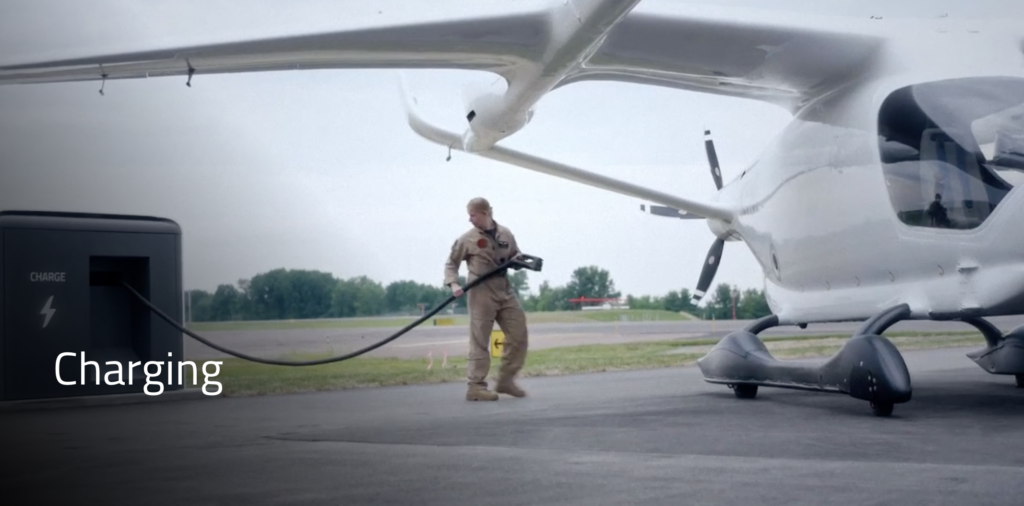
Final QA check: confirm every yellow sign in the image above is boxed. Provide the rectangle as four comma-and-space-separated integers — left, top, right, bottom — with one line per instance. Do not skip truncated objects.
433, 317, 454, 327
490, 330, 506, 358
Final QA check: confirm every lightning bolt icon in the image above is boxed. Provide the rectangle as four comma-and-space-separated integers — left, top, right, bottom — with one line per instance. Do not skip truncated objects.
40, 295, 56, 329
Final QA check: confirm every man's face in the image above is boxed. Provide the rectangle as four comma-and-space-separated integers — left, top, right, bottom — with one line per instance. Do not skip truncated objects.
468, 208, 489, 229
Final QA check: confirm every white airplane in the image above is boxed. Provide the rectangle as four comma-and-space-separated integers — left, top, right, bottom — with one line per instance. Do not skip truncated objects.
4, 0, 1024, 416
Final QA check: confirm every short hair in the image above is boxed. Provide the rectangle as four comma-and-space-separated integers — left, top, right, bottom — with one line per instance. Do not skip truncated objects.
467, 197, 492, 214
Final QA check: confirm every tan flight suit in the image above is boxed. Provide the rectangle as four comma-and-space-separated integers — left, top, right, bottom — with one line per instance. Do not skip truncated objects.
444, 220, 529, 397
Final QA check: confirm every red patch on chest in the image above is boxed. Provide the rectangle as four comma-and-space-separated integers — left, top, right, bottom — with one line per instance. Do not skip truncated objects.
477, 238, 488, 248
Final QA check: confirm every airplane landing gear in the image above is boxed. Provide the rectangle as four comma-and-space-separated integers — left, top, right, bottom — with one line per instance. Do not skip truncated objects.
697, 305, 913, 416
730, 383, 758, 399
964, 318, 1024, 387
870, 400, 894, 417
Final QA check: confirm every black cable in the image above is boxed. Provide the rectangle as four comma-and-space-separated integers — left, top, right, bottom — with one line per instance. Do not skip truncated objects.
118, 255, 541, 366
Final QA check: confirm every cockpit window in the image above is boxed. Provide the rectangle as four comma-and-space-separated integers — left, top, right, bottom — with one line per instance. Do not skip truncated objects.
879, 77, 1022, 230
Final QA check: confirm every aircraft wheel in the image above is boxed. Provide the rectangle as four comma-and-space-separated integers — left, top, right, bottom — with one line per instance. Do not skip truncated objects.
870, 400, 894, 417
732, 384, 758, 399
1015, 374, 1024, 388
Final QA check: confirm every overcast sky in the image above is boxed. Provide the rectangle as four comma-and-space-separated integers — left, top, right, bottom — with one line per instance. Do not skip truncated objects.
2, 0, 1022, 301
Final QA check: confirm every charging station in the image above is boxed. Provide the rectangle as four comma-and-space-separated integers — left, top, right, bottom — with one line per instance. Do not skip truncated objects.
1, 210, 183, 401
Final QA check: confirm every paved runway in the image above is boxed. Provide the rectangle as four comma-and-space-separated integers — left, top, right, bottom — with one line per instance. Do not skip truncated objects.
183, 315, 1024, 361
4, 347, 1024, 505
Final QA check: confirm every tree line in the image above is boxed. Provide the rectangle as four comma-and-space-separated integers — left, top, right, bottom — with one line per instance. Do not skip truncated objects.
185, 265, 770, 322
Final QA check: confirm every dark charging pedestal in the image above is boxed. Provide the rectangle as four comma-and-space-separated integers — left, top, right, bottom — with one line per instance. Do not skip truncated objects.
0, 211, 182, 401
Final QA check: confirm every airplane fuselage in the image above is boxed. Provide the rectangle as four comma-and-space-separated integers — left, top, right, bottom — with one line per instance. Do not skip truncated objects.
718, 25, 1024, 324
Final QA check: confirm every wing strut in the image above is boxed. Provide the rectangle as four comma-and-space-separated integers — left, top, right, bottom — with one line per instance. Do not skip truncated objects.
400, 76, 734, 224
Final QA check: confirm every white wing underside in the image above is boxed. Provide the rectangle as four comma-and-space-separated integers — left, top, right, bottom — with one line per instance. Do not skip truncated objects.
0, 2, 881, 109
0, 0, 884, 221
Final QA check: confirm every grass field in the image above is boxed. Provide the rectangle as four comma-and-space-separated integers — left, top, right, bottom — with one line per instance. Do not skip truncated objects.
187, 309, 691, 332
187, 331, 986, 397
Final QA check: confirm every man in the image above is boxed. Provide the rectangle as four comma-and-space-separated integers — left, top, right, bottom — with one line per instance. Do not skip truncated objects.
927, 193, 951, 228
444, 197, 529, 401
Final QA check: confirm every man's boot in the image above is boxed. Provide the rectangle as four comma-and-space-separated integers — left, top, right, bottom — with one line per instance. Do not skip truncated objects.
466, 385, 498, 401
496, 378, 526, 397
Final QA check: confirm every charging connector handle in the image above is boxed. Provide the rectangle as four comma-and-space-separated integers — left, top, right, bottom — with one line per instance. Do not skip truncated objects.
511, 254, 542, 272
120, 254, 542, 366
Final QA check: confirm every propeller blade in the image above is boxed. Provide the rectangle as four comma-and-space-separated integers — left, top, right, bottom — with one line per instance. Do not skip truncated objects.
646, 204, 682, 217
691, 237, 725, 303
640, 204, 703, 219
704, 129, 723, 191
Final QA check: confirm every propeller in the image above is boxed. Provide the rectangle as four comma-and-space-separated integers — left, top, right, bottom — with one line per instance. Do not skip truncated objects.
691, 237, 724, 303
691, 129, 726, 304
705, 129, 723, 190
640, 129, 724, 218
640, 204, 703, 219
635, 128, 729, 304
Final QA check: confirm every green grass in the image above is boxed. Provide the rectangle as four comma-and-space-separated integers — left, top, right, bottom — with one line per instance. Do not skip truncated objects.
668, 330, 980, 349
187, 309, 691, 332
768, 333, 983, 359
190, 331, 986, 397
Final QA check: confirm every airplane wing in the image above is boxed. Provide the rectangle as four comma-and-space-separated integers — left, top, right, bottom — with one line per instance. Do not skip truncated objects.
0, 10, 548, 85
560, 3, 884, 111
0, 0, 882, 221
0, 1, 882, 113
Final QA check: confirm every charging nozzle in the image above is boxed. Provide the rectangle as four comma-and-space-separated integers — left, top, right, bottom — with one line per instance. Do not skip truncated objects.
513, 254, 543, 272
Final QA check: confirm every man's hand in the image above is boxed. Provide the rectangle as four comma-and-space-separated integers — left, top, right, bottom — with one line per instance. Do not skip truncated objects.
510, 253, 525, 270
451, 283, 464, 297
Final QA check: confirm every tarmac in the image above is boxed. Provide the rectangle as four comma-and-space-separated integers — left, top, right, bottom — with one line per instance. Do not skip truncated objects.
3, 347, 1024, 505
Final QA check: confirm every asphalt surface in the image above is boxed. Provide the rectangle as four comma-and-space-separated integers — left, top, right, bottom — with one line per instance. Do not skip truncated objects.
3, 347, 1024, 505
183, 315, 1024, 360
